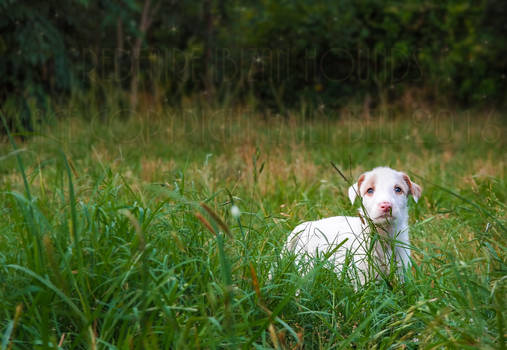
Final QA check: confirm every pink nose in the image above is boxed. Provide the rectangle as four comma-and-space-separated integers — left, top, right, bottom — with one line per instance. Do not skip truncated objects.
379, 202, 392, 212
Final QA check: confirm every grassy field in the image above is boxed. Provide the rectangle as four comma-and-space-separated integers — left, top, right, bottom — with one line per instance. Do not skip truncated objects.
0, 103, 505, 349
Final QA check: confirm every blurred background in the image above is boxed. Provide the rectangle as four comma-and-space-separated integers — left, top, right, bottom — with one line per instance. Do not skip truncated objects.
1, 0, 507, 130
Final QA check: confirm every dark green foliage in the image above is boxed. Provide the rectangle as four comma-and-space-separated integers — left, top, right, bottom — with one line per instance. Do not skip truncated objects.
1, 0, 506, 118
226, 0, 507, 107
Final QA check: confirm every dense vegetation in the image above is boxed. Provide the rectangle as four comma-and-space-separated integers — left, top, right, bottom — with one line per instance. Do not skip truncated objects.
1, 1, 505, 348
0, 101, 505, 348
2, 0, 507, 122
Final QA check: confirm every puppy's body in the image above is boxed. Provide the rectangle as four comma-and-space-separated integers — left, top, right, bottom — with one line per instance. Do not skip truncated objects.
287, 216, 369, 278
285, 167, 421, 284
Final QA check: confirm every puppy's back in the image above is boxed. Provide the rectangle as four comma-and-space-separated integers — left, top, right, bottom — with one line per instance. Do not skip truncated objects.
286, 216, 365, 257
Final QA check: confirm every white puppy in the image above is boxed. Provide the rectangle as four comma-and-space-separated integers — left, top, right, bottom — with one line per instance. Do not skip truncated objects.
285, 167, 421, 284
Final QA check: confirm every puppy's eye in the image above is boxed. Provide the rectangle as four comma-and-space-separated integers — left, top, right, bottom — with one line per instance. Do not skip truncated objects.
366, 188, 374, 194
394, 186, 402, 193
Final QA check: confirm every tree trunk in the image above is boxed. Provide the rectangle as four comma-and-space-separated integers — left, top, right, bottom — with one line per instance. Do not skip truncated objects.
130, 0, 157, 110
203, 0, 214, 100
116, 17, 124, 82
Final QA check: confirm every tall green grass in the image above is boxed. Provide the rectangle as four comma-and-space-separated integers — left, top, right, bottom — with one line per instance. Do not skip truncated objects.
0, 103, 505, 349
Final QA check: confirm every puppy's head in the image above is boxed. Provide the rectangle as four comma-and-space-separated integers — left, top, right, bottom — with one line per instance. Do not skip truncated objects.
348, 167, 421, 224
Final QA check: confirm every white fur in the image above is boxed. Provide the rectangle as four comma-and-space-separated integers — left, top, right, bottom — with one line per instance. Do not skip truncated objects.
285, 167, 421, 284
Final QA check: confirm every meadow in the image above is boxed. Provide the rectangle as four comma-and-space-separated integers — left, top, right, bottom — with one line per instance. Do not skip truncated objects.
0, 102, 505, 349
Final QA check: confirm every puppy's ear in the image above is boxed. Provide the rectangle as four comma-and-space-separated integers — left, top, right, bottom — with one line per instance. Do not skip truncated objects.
348, 183, 358, 204
348, 174, 365, 204
402, 174, 422, 203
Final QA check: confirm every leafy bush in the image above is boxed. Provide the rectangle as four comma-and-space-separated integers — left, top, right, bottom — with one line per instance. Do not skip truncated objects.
1, 0, 506, 121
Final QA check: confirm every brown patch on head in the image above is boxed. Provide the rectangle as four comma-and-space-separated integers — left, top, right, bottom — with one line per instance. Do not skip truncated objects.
402, 174, 422, 199
360, 173, 377, 196
356, 174, 366, 194
395, 179, 410, 194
